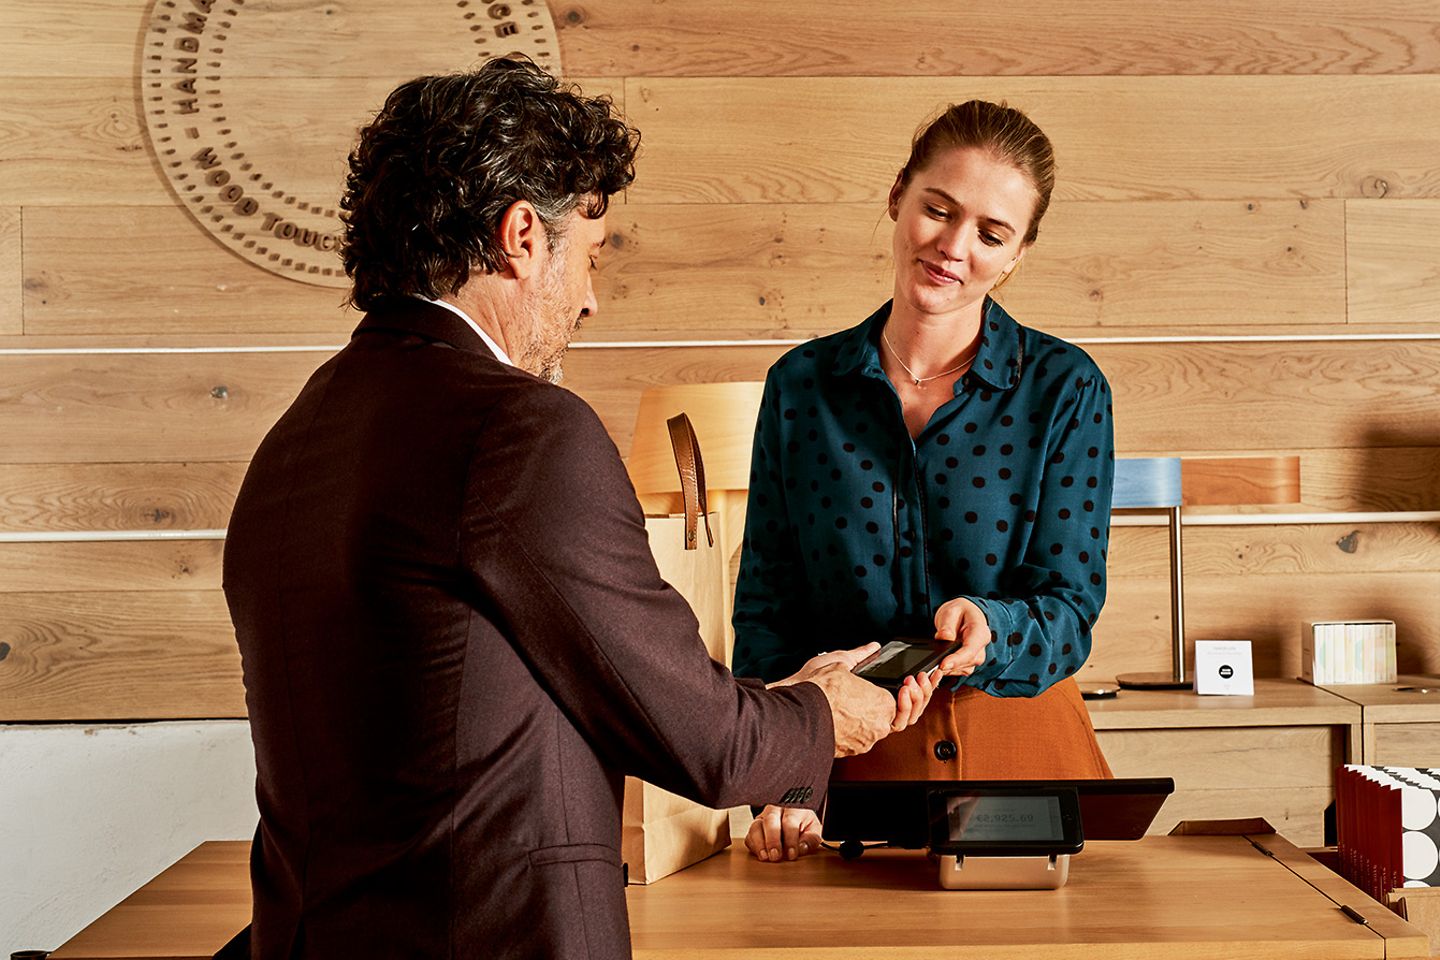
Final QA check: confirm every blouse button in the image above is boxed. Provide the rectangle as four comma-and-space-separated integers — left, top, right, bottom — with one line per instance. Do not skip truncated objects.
934, 739, 957, 762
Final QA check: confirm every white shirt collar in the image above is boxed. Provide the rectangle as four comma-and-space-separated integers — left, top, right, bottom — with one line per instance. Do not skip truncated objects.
412, 295, 513, 366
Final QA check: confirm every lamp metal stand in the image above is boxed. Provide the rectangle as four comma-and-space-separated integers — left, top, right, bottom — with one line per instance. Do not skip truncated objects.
1116, 504, 1192, 690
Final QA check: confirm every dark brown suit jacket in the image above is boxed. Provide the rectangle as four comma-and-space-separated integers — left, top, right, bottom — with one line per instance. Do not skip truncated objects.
223, 299, 834, 959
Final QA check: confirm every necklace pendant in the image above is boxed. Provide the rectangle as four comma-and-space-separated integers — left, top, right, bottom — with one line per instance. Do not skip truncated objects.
912, 377, 922, 386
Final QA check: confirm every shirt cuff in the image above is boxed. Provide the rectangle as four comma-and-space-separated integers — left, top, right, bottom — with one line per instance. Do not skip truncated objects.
967, 596, 1015, 653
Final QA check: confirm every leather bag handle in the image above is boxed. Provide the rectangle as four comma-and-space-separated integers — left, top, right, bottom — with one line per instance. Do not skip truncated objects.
665, 412, 714, 550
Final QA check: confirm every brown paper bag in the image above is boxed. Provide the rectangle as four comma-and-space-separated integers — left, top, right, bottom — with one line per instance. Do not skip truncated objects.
622, 414, 732, 884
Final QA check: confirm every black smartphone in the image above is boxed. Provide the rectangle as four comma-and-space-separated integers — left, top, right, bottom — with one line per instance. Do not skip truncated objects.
852, 637, 961, 690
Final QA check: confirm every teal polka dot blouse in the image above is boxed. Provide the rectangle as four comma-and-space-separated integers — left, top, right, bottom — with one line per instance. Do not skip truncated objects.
732, 298, 1115, 697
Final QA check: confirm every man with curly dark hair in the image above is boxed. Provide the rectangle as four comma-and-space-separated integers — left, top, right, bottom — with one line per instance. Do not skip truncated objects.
223, 58, 896, 959
337, 59, 636, 384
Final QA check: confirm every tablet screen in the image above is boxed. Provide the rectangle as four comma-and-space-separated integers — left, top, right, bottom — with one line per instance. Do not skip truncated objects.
941, 794, 1066, 843
926, 787, 1082, 856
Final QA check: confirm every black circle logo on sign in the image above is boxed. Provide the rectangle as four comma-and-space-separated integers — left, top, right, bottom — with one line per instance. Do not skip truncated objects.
140, 0, 561, 287
1219, 665, 1234, 679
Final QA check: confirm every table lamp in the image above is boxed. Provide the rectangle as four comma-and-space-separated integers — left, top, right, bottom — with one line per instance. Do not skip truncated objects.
1113, 455, 1302, 690
1112, 457, 1188, 690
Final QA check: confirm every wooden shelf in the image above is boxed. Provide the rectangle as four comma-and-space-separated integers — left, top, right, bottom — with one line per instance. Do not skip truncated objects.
1087, 678, 1361, 730
1314, 674, 1440, 766
1316, 674, 1440, 721
1085, 679, 1361, 845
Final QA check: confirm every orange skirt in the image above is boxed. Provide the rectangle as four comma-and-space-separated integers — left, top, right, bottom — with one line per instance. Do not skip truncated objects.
832, 677, 1112, 781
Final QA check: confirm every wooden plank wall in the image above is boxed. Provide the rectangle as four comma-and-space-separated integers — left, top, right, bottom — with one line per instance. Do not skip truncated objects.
3, 1, 1440, 719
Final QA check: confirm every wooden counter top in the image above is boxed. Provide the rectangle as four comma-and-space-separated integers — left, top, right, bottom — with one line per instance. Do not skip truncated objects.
52, 828, 1429, 959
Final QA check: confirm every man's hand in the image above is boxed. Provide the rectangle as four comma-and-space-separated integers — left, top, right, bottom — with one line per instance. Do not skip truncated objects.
772, 643, 880, 686
799, 664, 896, 757
933, 597, 991, 677
745, 804, 822, 862
773, 642, 937, 738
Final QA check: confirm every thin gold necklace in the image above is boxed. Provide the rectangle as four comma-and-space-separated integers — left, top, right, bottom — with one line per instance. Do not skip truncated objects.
881, 325, 980, 387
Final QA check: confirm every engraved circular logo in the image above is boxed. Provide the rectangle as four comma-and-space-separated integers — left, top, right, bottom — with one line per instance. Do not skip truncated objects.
140, 0, 561, 287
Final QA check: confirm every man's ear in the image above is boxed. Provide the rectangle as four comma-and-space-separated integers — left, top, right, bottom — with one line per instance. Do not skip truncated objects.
497, 200, 544, 280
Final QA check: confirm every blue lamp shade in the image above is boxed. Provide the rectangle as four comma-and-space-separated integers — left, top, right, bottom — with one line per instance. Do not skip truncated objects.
1112, 457, 1183, 509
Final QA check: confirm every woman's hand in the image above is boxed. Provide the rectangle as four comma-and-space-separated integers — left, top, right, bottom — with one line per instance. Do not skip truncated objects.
890, 666, 937, 731
934, 597, 991, 677
746, 804, 823, 862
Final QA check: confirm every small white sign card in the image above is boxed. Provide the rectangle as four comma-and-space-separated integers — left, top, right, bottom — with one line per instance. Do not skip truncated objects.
1195, 640, 1255, 696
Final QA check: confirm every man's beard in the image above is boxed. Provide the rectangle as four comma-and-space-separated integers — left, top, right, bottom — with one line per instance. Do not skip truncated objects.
517, 244, 582, 385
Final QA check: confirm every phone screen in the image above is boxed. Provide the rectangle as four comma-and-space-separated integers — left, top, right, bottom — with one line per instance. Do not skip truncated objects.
854, 639, 944, 683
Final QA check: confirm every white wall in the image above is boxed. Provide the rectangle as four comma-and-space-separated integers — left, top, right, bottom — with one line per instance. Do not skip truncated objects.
0, 720, 258, 953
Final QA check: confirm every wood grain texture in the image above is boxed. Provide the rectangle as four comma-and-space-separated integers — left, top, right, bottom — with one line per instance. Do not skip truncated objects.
1086, 678, 1359, 729
1370, 723, 1440, 767
0, 540, 223, 592
0, 0, 140, 77
556, 0, 1440, 77
597, 199, 1345, 337
0, 2, 608, 79
0, 462, 244, 531
1270, 835, 1434, 958
163, 75, 456, 205
1347, 200, 1440, 325
0, 78, 160, 206
0, 72, 619, 209
9, 1, 1439, 79
523, 202, 887, 339
594, 341, 1440, 459
0, 591, 243, 721
1090, 340, 1440, 453
0, 440, 1430, 519
23, 205, 360, 336
27, 199, 1346, 337
708, 444, 1440, 513
13, 325, 1440, 347
1143, 446, 1440, 512
1006, 200, 1345, 328
1181, 455, 1302, 506
1108, 522, 1440, 580
1315, 676, 1440, 721
564, 345, 787, 453
1087, 571, 1440, 681
1096, 725, 1344, 844
5, 343, 1440, 470
0, 333, 353, 348
0, 350, 321, 463
625, 76, 1440, 203
0, 206, 19, 334
629, 838, 1398, 957
51, 838, 1423, 960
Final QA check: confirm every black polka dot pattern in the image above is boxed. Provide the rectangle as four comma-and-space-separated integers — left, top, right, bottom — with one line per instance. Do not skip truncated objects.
732, 298, 1115, 698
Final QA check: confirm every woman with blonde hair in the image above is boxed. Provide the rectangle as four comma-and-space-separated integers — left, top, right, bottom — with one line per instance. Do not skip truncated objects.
733, 100, 1115, 862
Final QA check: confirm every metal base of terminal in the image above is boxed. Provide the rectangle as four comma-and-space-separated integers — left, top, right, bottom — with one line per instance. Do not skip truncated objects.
936, 853, 1071, 890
